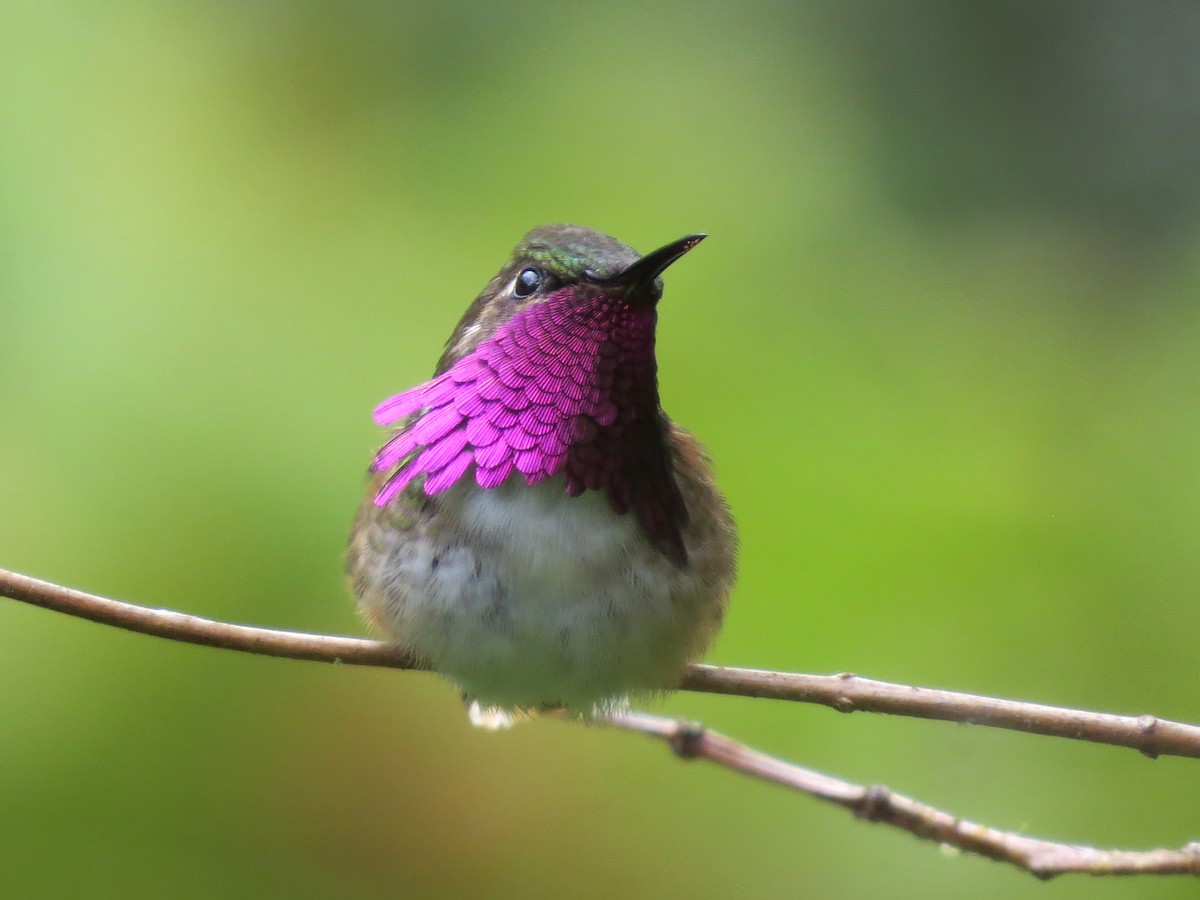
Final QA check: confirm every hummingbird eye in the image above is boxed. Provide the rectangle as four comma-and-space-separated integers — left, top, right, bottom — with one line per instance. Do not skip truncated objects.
513, 267, 544, 298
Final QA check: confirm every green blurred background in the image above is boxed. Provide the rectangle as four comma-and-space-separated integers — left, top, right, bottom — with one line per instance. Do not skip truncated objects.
3, 2, 1199, 897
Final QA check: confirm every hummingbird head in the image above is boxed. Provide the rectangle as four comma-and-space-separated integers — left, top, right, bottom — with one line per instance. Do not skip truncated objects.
373, 225, 706, 562
436, 225, 705, 369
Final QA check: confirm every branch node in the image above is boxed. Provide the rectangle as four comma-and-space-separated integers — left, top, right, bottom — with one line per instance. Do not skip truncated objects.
857, 784, 892, 822
1137, 714, 1161, 759
1027, 861, 1058, 882
833, 695, 856, 713
669, 720, 707, 760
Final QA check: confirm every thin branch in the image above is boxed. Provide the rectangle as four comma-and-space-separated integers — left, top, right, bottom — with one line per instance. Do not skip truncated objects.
4, 564, 1199, 878
601, 711, 1200, 879
0, 566, 421, 669
680, 667, 1200, 760
3, 566, 1200, 760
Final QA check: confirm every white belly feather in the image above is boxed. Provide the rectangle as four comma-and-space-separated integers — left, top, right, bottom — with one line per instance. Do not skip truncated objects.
366, 477, 718, 714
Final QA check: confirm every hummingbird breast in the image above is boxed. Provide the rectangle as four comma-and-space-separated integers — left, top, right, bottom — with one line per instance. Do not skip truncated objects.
347, 423, 736, 714
371, 284, 691, 562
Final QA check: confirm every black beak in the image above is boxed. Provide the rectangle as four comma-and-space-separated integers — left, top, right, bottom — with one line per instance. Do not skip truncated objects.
585, 233, 706, 300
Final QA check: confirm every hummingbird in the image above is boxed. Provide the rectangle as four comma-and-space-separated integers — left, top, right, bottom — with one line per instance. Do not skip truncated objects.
346, 224, 737, 726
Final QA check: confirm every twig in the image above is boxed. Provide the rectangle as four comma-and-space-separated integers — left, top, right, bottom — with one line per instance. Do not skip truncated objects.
2, 565, 1200, 760
4, 564, 1199, 879
602, 711, 1200, 879
0, 566, 421, 669
680, 667, 1200, 760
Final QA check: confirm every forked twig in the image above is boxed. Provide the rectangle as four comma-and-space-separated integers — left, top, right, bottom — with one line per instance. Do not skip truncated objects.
3, 564, 1199, 879
602, 711, 1200, 879
2, 566, 1196, 758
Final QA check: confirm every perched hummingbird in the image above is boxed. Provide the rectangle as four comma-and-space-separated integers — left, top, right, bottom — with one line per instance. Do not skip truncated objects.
346, 225, 737, 725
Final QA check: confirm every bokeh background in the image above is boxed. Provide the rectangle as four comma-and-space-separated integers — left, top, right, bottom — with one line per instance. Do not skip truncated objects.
3, 2, 1199, 897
